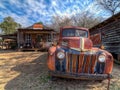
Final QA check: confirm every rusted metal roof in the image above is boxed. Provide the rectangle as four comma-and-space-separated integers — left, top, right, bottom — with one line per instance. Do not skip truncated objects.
0, 33, 17, 39
18, 23, 54, 30
89, 12, 120, 32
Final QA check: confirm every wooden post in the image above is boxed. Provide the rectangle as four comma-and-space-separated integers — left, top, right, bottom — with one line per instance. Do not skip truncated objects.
51, 31, 53, 41
118, 54, 120, 61
107, 76, 111, 90
17, 30, 20, 49
2, 39, 3, 49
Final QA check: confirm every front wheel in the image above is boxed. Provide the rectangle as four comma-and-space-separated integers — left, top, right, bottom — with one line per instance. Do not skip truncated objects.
49, 75, 57, 81
48, 71, 57, 81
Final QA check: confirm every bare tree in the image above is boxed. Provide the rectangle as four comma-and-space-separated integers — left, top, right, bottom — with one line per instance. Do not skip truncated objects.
72, 12, 102, 28
51, 16, 73, 32
96, 0, 120, 15
49, 12, 102, 31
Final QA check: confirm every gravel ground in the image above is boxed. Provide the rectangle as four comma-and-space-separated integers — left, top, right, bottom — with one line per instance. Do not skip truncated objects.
0, 51, 120, 90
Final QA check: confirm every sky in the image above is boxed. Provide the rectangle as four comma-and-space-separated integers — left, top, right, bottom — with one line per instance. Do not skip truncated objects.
0, 0, 113, 27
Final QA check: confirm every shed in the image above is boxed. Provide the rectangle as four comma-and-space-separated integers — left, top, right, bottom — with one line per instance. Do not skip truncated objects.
0, 33, 17, 49
89, 12, 120, 62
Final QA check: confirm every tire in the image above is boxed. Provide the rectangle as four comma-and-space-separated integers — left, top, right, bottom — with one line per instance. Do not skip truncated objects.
112, 53, 120, 65
114, 54, 120, 65
48, 71, 57, 81
49, 75, 57, 81
114, 58, 120, 65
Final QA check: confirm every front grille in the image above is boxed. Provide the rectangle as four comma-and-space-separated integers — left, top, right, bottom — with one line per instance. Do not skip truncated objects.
66, 53, 97, 74
55, 52, 105, 74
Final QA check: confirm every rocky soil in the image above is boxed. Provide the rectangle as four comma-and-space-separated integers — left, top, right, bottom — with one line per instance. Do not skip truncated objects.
0, 51, 120, 90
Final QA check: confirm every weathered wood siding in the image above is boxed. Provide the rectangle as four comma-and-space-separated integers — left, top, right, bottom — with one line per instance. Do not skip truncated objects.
90, 19, 120, 54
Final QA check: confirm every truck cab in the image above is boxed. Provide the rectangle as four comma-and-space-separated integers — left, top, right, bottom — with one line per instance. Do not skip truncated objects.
47, 26, 113, 80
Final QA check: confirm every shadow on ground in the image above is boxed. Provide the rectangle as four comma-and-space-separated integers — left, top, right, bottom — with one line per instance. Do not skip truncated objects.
0, 50, 17, 53
4, 53, 118, 90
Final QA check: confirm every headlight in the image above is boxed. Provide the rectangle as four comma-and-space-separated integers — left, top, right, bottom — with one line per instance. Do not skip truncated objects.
57, 51, 65, 59
98, 54, 106, 62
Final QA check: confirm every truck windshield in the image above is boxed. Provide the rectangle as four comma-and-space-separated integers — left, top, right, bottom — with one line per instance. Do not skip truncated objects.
62, 29, 88, 38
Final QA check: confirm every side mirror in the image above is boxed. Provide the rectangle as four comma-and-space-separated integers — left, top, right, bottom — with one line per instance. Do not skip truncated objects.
102, 32, 108, 38
90, 33, 101, 45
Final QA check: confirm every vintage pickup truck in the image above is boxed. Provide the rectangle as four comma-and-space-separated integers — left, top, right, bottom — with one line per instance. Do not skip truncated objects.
47, 26, 113, 80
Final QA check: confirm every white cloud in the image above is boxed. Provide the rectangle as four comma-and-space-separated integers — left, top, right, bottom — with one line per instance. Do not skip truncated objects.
52, 1, 57, 6
0, 0, 113, 27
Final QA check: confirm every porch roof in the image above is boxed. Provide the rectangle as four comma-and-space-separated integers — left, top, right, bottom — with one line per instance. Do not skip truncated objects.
0, 33, 17, 40
18, 28, 56, 34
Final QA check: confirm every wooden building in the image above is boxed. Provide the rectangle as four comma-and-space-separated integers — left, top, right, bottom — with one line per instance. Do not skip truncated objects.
89, 12, 120, 63
0, 33, 17, 49
17, 23, 58, 51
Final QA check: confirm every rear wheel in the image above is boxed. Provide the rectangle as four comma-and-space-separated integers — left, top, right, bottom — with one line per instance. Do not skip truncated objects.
112, 53, 120, 64
114, 54, 120, 65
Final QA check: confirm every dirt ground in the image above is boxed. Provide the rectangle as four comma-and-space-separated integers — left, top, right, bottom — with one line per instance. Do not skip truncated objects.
0, 50, 120, 90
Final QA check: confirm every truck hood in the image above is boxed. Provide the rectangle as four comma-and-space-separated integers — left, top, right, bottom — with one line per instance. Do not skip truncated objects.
61, 37, 93, 51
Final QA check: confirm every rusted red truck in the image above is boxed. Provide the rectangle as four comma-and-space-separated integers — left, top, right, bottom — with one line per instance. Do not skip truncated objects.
47, 26, 113, 81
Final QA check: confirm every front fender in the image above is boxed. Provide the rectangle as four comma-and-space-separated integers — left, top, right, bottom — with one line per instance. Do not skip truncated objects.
103, 50, 113, 74
47, 46, 56, 71
97, 49, 113, 74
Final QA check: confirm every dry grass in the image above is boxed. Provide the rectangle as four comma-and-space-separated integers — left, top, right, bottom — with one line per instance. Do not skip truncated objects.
0, 50, 120, 90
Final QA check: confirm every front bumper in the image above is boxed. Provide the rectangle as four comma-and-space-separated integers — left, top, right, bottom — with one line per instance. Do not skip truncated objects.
49, 71, 112, 80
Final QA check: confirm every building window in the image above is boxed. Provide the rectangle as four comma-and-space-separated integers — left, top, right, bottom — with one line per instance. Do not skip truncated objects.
25, 34, 31, 44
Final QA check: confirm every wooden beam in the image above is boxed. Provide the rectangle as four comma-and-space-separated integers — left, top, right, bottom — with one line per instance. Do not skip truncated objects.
22, 31, 54, 34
